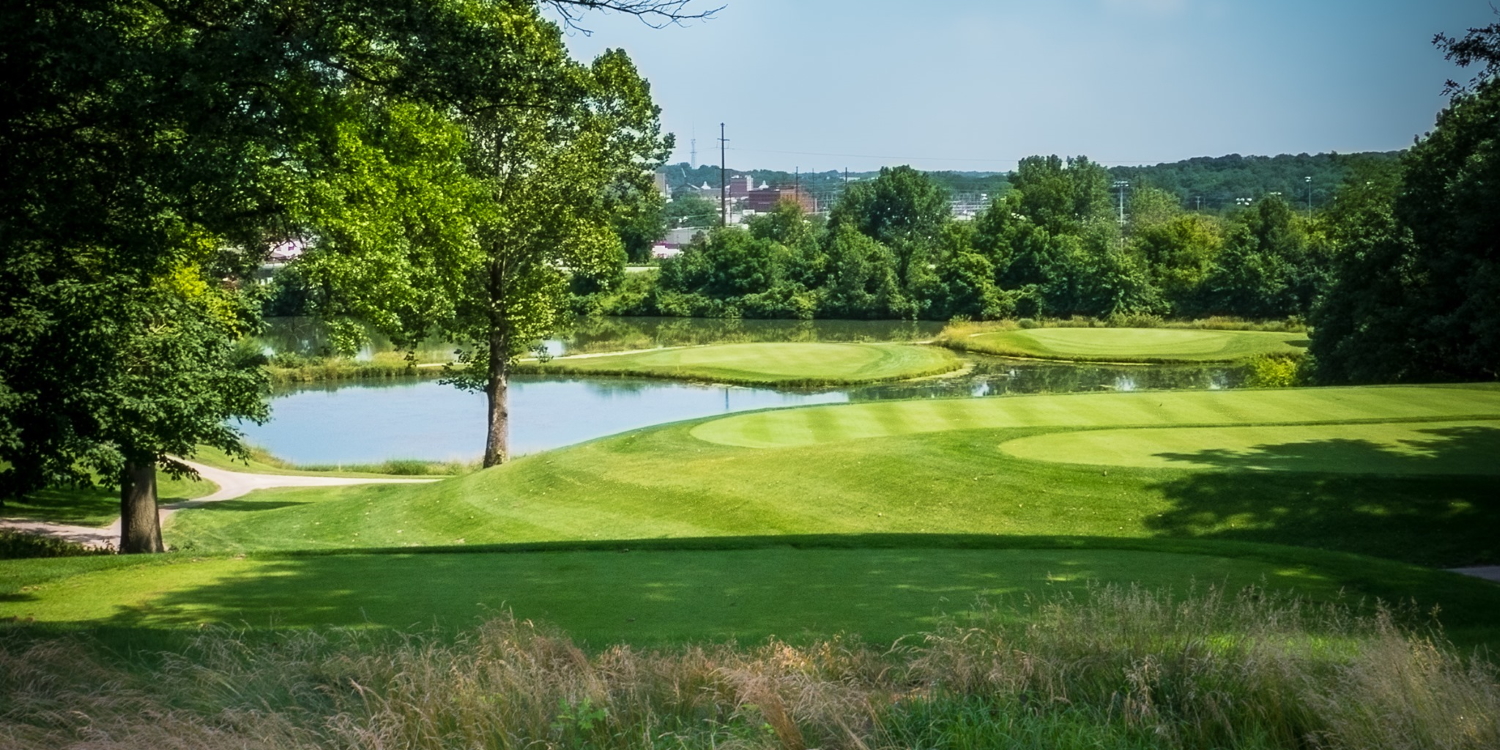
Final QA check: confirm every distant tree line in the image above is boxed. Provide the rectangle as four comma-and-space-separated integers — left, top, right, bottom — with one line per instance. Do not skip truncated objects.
583, 16, 1500, 385
585, 158, 1341, 323
1110, 151, 1403, 212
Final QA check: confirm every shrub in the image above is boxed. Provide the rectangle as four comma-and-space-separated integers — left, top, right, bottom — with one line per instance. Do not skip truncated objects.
0, 529, 109, 559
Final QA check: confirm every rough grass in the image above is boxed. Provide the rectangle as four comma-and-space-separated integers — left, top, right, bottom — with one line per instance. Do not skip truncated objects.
2, 586, 1496, 750
266, 350, 454, 385
947, 327, 1308, 364
515, 342, 961, 386
160, 386, 1500, 569
190, 445, 469, 478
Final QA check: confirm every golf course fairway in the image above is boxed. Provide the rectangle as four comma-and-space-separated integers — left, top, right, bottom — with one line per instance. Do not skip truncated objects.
690, 383, 1500, 448
957, 326, 1307, 363
517, 341, 960, 385
7, 383, 1499, 647
6, 537, 1500, 645
154, 384, 1500, 571
998, 420, 1500, 474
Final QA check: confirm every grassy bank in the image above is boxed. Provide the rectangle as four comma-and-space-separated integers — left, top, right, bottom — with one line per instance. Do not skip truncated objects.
266, 351, 454, 385
515, 342, 961, 386
191, 446, 474, 478
163, 386, 1500, 567
942, 325, 1308, 364
3, 585, 1495, 749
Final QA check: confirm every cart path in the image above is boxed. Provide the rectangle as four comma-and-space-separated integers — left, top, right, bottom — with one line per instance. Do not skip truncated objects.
0, 460, 438, 550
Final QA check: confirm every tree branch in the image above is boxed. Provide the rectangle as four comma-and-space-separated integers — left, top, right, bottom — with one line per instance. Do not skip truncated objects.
543, 0, 721, 35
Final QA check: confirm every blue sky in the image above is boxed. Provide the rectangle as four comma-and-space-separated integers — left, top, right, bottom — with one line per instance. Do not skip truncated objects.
557, 0, 1496, 172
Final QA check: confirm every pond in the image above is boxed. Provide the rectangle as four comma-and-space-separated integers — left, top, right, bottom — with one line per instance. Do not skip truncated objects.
241, 317, 1249, 464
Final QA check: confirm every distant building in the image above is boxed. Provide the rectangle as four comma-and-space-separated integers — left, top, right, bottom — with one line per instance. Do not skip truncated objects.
949, 193, 992, 221
266, 238, 307, 263
651, 243, 683, 260
663, 227, 706, 245
653, 170, 670, 199
745, 186, 817, 215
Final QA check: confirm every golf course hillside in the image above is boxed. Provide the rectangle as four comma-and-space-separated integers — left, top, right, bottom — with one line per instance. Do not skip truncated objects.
516, 341, 960, 385
7, 536, 1500, 646
951, 326, 1307, 363
156, 385, 1500, 569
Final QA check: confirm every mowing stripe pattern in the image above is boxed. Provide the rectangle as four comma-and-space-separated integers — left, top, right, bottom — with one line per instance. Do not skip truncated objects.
689, 386, 1500, 448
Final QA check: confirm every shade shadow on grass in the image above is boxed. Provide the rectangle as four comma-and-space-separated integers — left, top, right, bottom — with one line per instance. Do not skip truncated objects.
71, 546, 1332, 645
1147, 426, 1500, 566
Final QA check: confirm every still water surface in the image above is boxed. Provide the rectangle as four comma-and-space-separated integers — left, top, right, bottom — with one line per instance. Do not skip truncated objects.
243, 317, 1248, 464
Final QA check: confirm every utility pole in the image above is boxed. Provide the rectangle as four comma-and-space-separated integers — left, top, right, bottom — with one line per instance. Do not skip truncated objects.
1305, 176, 1312, 216
1113, 180, 1130, 226
718, 123, 728, 227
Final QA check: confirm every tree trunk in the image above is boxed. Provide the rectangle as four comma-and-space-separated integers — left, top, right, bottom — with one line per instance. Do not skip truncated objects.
483, 327, 510, 468
119, 460, 164, 553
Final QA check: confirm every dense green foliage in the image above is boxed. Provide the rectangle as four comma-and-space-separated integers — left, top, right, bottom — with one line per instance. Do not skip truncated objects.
1311, 21, 1500, 383
1109, 152, 1402, 211
594, 161, 1334, 322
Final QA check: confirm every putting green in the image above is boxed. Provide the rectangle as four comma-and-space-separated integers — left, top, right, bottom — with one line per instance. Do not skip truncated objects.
690, 385, 1500, 448
519, 342, 959, 386
999, 420, 1500, 475
962, 327, 1306, 363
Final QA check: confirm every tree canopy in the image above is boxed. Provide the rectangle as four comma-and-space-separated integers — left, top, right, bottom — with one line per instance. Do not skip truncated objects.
1311, 19, 1500, 383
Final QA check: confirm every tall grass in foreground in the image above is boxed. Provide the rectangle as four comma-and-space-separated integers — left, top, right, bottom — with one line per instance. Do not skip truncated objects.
1, 586, 1495, 749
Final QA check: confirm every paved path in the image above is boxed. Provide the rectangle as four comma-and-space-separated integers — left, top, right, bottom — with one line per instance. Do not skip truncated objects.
1450, 566, 1500, 583
0, 459, 438, 550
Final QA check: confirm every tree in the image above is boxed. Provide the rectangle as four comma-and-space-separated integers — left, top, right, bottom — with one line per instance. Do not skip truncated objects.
1009, 155, 1113, 234
308, 40, 670, 467
1198, 195, 1312, 318
610, 186, 667, 263
1312, 18, 1500, 382
665, 193, 720, 228
0, 0, 682, 549
1133, 214, 1224, 312
819, 226, 910, 319
827, 166, 950, 283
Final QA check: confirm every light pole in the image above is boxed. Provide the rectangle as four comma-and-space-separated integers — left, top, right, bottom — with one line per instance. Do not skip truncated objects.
1305, 175, 1312, 216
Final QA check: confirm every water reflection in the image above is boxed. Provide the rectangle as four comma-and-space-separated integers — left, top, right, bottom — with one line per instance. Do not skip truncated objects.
258, 316, 945, 360
247, 317, 1249, 464
849, 356, 1245, 402
239, 376, 846, 464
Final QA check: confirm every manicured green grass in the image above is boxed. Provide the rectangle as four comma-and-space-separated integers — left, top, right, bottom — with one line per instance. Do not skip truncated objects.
164, 386, 1500, 568
999, 420, 1500, 474
957, 327, 1307, 363
516, 342, 961, 386
1, 474, 214, 527
6, 537, 1500, 646
691, 384, 1500, 448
